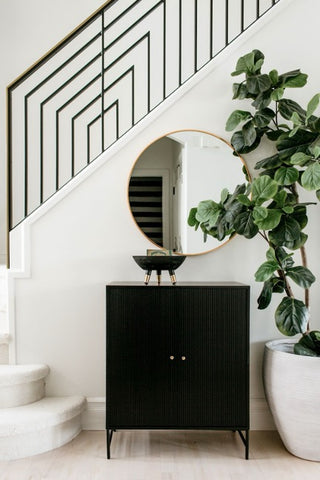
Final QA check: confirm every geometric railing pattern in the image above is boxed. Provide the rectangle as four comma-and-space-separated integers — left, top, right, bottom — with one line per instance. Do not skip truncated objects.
7, 0, 280, 230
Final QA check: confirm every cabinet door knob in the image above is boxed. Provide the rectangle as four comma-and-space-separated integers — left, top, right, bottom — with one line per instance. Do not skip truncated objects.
169, 355, 174, 360
181, 356, 186, 361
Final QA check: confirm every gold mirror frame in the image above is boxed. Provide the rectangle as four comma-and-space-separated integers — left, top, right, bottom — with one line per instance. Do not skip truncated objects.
128, 129, 249, 256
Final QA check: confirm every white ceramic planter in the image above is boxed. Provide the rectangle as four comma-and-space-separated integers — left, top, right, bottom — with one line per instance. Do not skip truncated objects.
263, 339, 320, 461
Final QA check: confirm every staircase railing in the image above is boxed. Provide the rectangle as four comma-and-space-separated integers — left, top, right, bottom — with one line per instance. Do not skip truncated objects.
7, 0, 280, 231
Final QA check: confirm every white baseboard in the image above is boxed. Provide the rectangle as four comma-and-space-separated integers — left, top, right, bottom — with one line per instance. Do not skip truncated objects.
81, 397, 106, 431
82, 397, 276, 431
250, 397, 276, 430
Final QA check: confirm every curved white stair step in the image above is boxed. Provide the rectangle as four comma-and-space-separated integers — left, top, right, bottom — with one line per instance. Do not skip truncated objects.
0, 395, 86, 460
0, 364, 49, 407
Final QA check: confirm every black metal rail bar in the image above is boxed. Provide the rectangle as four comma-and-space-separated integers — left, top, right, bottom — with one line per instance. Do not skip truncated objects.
195, 0, 198, 72
7, 0, 282, 234
101, 10, 105, 153
225, 0, 229, 46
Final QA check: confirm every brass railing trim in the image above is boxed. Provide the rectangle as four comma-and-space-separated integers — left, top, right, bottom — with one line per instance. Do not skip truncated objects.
7, 0, 113, 90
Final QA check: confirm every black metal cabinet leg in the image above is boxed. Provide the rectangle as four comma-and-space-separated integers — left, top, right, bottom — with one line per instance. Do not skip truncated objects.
106, 429, 110, 459
106, 429, 114, 459
245, 430, 249, 460
237, 429, 249, 459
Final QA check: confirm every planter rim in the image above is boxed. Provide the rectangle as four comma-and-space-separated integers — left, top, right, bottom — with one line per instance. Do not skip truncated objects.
265, 338, 296, 355
265, 338, 320, 361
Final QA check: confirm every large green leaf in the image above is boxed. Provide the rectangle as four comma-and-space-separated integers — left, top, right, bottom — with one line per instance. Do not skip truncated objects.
269, 69, 278, 85
275, 297, 309, 336
251, 91, 272, 110
268, 216, 301, 247
187, 207, 199, 228
251, 176, 278, 204
257, 280, 273, 309
242, 120, 257, 146
273, 190, 287, 208
278, 69, 307, 87
253, 108, 275, 128
231, 49, 264, 76
233, 211, 259, 238
271, 87, 284, 101
274, 246, 294, 269
290, 152, 312, 166
230, 130, 261, 154
283, 73, 308, 88
195, 200, 220, 226
271, 277, 286, 293
222, 202, 245, 227
253, 205, 267, 220
274, 166, 299, 185
286, 266, 316, 288
291, 205, 308, 229
301, 162, 320, 190
307, 116, 320, 133
232, 83, 249, 100
266, 129, 286, 141
276, 129, 317, 152
224, 183, 247, 206
294, 331, 320, 356
278, 99, 306, 122
247, 74, 272, 94
278, 122, 307, 148
253, 207, 282, 230
255, 154, 282, 170
266, 247, 277, 262
231, 51, 255, 76
220, 188, 229, 203
306, 93, 320, 120
257, 277, 285, 310
237, 194, 251, 206
290, 111, 303, 126
285, 231, 308, 250
308, 135, 320, 158
288, 125, 300, 138
225, 110, 252, 131
255, 261, 279, 282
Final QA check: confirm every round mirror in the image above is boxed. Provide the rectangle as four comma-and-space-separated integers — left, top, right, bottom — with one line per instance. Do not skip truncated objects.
128, 129, 248, 255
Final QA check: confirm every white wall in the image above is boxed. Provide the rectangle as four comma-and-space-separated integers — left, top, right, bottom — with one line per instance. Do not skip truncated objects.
5, 0, 320, 429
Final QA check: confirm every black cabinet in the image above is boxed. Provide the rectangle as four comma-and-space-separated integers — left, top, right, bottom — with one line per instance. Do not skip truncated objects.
106, 282, 250, 458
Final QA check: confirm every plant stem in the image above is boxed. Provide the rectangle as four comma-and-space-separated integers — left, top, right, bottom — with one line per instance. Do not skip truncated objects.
274, 102, 279, 129
277, 269, 294, 298
291, 183, 310, 315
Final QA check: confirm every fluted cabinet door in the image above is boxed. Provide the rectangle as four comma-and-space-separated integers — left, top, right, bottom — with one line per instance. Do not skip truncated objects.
106, 285, 177, 427
170, 286, 249, 428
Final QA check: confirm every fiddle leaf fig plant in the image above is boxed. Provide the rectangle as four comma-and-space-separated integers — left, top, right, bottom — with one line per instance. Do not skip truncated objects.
188, 49, 320, 356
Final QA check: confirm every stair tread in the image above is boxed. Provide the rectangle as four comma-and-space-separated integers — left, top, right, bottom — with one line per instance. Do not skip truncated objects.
0, 364, 49, 385
0, 395, 86, 435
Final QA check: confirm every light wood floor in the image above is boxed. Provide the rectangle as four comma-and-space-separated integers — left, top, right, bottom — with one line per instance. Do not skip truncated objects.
1, 430, 320, 480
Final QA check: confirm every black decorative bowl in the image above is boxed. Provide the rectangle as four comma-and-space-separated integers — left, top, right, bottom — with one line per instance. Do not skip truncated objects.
133, 255, 186, 285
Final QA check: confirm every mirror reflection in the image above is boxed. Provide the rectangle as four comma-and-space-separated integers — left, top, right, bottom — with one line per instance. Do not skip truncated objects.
128, 130, 247, 255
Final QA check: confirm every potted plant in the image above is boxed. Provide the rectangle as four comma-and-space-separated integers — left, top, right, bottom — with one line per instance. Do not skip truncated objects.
188, 49, 320, 460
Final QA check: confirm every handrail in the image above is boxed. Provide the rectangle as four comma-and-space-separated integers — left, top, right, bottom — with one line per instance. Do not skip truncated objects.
7, 0, 113, 91
7, 0, 281, 232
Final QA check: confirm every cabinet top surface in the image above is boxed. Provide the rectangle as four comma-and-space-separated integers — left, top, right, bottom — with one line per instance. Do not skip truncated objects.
107, 281, 249, 287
